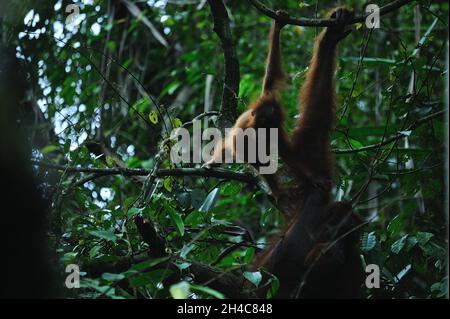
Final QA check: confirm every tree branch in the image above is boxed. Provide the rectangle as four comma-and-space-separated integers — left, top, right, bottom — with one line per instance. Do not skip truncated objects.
33, 110, 444, 177
31, 160, 258, 184
208, 0, 240, 124
333, 110, 445, 154
85, 252, 254, 298
249, 0, 415, 27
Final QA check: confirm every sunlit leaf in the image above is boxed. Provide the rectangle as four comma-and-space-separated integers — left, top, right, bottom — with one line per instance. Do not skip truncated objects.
199, 188, 220, 212
163, 178, 173, 192
168, 206, 184, 236
361, 232, 377, 252
102, 273, 125, 282
41, 145, 59, 154
170, 281, 190, 299
190, 284, 224, 299
149, 109, 158, 124
243, 271, 262, 287
391, 235, 408, 254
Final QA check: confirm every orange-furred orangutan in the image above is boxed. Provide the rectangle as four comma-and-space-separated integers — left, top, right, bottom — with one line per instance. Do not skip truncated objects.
208, 7, 365, 299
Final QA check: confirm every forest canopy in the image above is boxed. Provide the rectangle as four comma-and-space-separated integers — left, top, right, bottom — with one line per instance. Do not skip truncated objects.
0, 0, 448, 299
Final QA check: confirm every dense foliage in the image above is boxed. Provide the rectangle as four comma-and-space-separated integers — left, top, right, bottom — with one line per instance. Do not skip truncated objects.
2, 0, 448, 298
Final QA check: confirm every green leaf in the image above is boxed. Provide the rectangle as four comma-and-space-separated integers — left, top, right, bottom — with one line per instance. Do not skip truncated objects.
122, 58, 133, 69
173, 118, 183, 128
416, 231, 434, 245
243, 271, 262, 287
62, 252, 77, 264
129, 269, 173, 288
190, 284, 224, 299
244, 247, 255, 264
107, 40, 117, 50
127, 257, 169, 273
399, 130, 412, 137
180, 244, 194, 259
199, 188, 220, 212
174, 261, 191, 270
148, 109, 158, 124
105, 155, 115, 166
102, 273, 125, 282
89, 229, 117, 242
81, 278, 117, 298
41, 144, 59, 154
104, 22, 113, 31
220, 182, 242, 196
163, 178, 173, 192
168, 207, 185, 236
64, 139, 71, 153
132, 98, 150, 113
190, 189, 207, 210
127, 207, 143, 218
406, 236, 418, 252
349, 138, 363, 149
431, 278, 449, 298
170, 281, 190, 299
419, 242, 446, 258
361, 231, 377, 252
348, 138, 367, 156
177, 192, 191, 209
387, 215, 402, 236
391, 235, 408, 254
266, 276, 279, 299
184, 210, 203, 226
89, 245, 102, 258
166, 82, 181, 95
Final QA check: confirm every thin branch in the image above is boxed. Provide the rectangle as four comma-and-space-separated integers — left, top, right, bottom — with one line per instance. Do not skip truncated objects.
33, 109, 444, 181
208, 0, 240, 124
249, 0, 415, 27
333, 110, 445, 154
32, 160, 258, 184
157, 167, 257, 183
121, 0, 169, 47
69, 173, 104, 189
339, 28, 374, 120
137, 111, 220, 205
